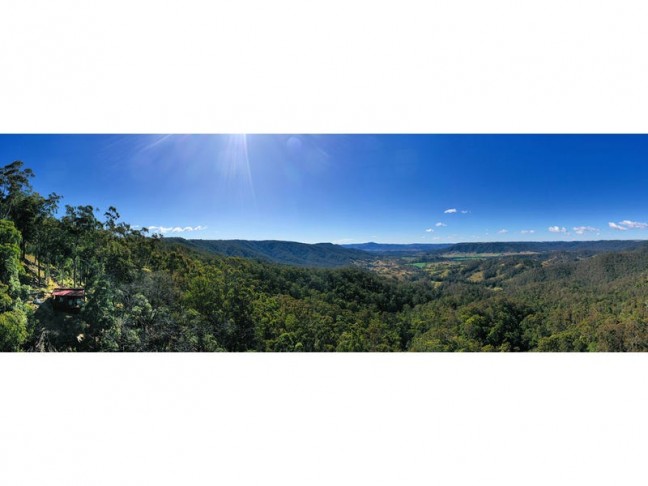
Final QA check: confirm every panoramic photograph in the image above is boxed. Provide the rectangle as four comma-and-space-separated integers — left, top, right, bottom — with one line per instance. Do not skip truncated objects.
0, 134, 647, 352
6, 2, 647, 485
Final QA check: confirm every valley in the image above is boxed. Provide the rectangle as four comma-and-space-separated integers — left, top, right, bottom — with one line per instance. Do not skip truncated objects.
0, 159, 646, 352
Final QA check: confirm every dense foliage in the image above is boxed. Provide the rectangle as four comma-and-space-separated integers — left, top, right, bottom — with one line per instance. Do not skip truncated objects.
1, 160, 647, 352
165, 238, 370, 267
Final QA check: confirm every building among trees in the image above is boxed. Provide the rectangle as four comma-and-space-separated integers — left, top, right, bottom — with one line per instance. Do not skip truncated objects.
52, 288, 85, 313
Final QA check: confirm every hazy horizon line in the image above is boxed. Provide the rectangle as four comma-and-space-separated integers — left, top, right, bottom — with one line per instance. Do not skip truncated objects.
163, 236, 648, 245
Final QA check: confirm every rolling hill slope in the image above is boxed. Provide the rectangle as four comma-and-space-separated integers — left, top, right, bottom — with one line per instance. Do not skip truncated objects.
442, 240, 648, 254
343, 242, 453, 253
164, 238, 373, 268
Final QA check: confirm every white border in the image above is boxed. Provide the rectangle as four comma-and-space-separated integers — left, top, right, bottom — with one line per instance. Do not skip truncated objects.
1, 0, 648, 133
2, 354, 647, 485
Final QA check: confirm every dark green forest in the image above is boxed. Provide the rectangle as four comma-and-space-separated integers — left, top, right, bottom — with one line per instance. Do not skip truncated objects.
1, 161, 647, 352
164, 238, 371, 267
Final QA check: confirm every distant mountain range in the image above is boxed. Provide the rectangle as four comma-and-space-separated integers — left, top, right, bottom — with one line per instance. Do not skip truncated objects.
345, 240, 647, 254
342, 242, 453, 252
165, 238, 648, 268
164, 238, 372, 267
440, 240, 648, 254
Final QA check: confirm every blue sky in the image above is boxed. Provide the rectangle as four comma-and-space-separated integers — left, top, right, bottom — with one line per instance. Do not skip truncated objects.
1, 134, 647, 244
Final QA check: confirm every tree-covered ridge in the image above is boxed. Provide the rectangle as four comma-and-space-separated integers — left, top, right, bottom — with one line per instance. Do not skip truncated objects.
342, 242, 453, 253
344, 240, 645, 255
165, 238, 372, 268
0, 160, 647, 352
441, 240, 647, 254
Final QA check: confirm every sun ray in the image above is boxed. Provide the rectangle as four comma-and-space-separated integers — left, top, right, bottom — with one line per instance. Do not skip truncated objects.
216, 134, 257, 208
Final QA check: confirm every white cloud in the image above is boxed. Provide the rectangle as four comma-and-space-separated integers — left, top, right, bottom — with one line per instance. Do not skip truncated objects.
444, 208, 457, 214
461, 210, 470, 214
435, 222, 447, 227
498, 229, 508, 234
607, 220, 648, 231
148, 225, 208, 234
548, 226, 567, 233
608, 222, 628, 231
573, 226, 599, 235
619, 220, 648, 229
425, 228, 434, 233
520, 229, 535, 234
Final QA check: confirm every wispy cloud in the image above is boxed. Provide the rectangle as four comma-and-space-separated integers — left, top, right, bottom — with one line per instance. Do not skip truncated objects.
148, 225, 208, 234
461, 210, 470, 214
548, 226, 567, 233
520, 229, 535, 234
608, 220, 648, 231
608, 222, 627, 231
435, 222, 447, 227
573, 226, 599, 235
498, 229, 509, 234
619, 220, 648, 229
425, 228, 434, 233
444, 208, 457, 214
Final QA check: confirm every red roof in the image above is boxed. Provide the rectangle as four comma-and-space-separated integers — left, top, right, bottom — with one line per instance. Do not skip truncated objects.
52, 288, 85, 298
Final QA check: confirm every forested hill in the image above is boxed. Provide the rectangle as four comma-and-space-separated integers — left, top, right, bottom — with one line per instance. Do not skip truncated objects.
164, 238, 373, 267
442, 240, 647, 254
343, 242, 453, 253
343, 240, 647, 255
163, 240, 647, 265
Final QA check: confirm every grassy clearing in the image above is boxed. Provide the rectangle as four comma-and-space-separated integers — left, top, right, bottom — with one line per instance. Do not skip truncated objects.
468, 271, 485, 283
410, 262, 428, 268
